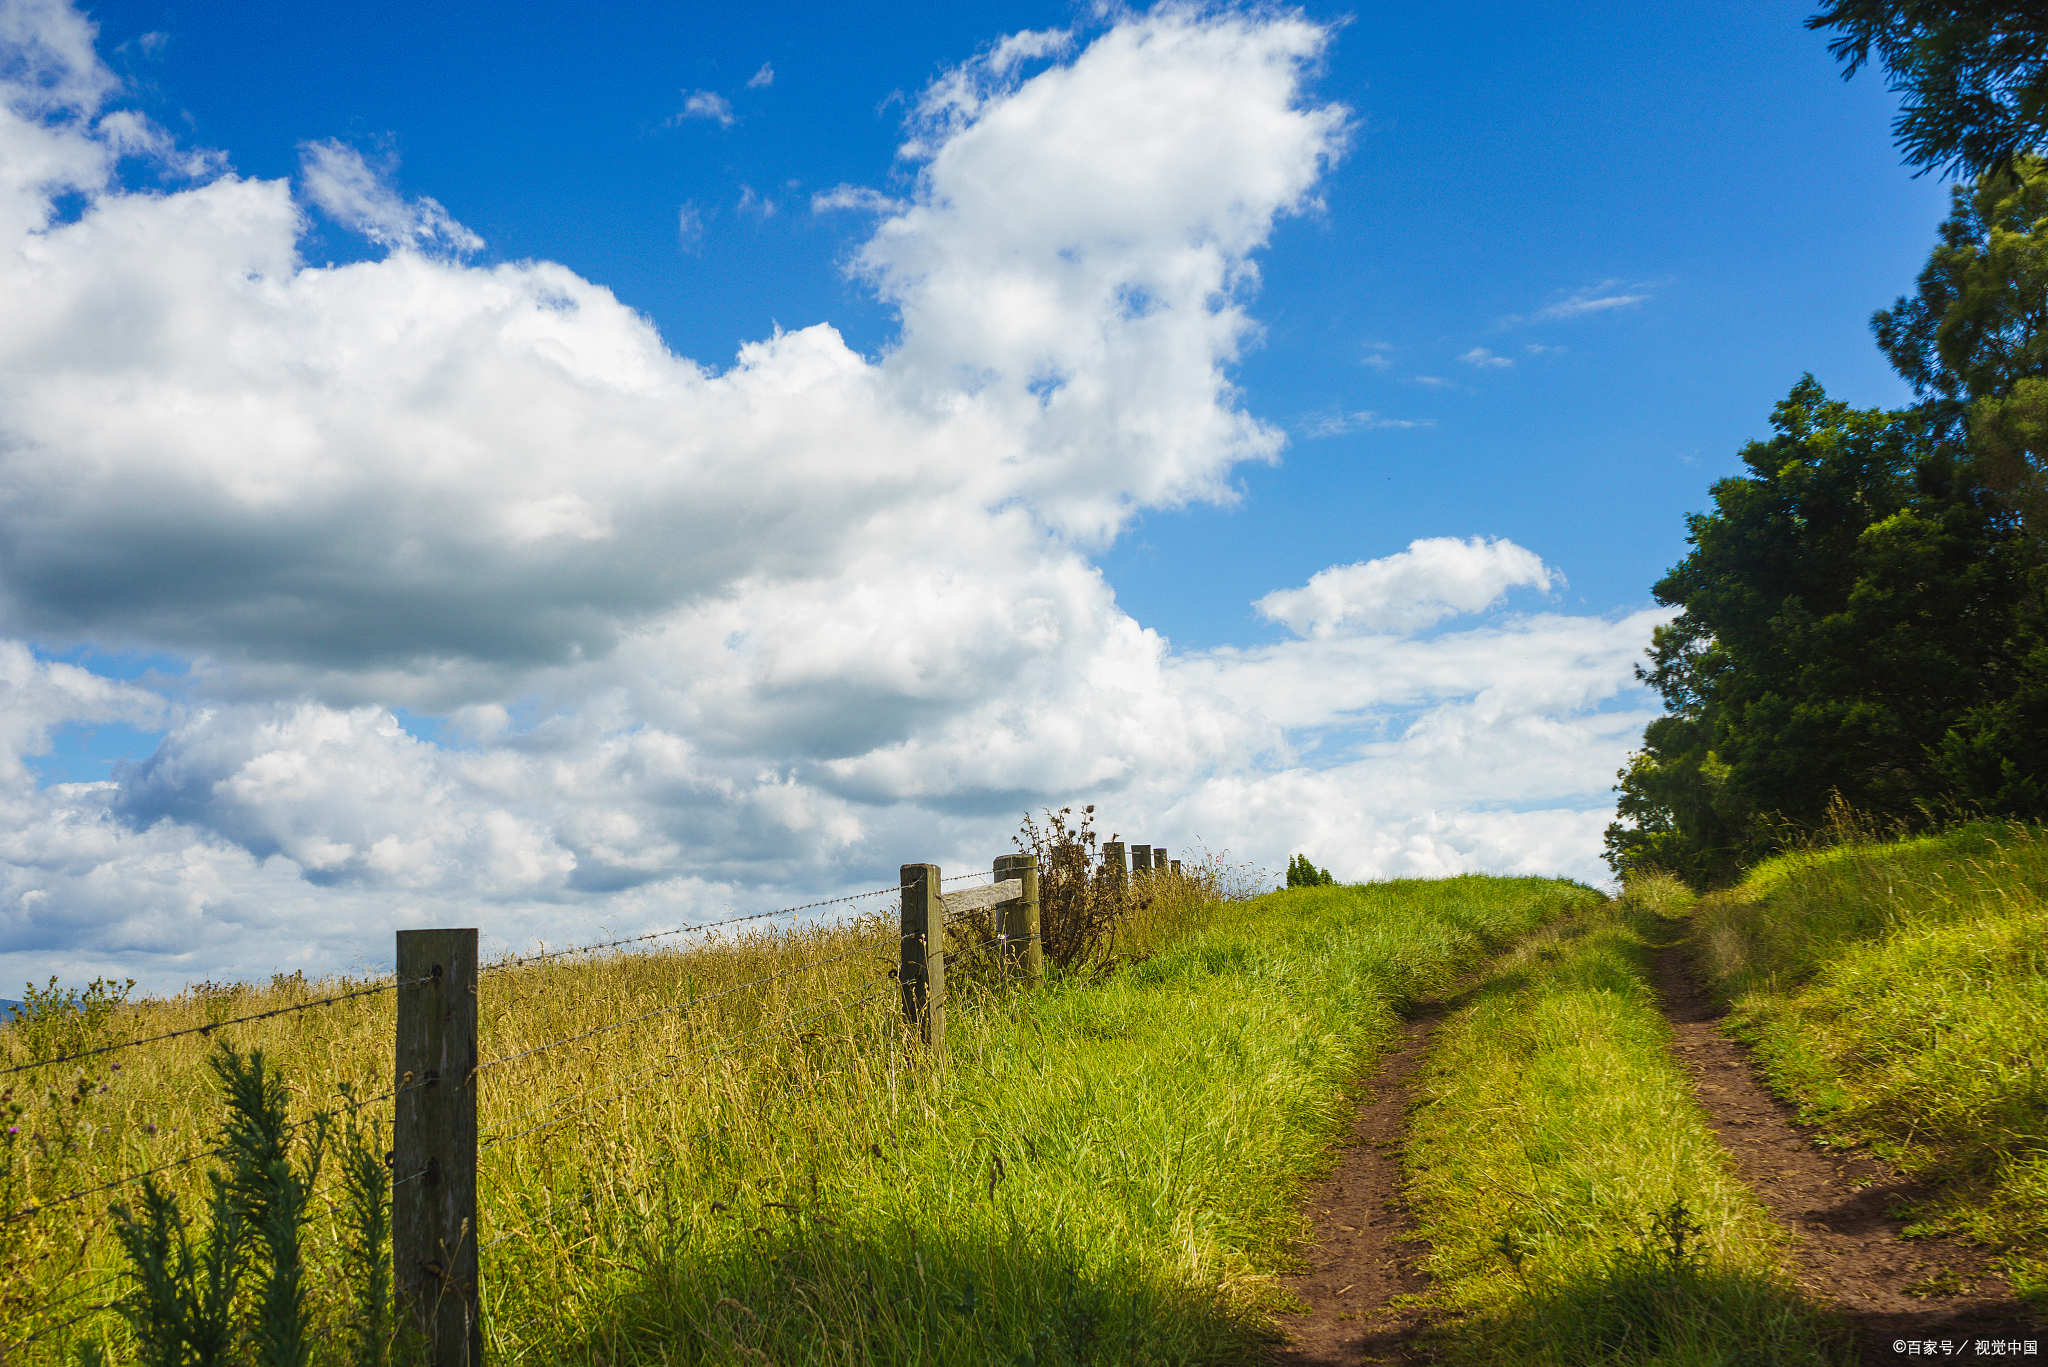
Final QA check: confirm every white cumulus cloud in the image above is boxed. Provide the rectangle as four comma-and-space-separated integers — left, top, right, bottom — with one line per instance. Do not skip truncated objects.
1254, 537, 1560, 638
0, 1, 1661, 991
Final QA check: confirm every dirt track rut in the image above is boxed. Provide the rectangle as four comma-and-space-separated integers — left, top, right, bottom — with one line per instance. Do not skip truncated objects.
1268, 1000, 1448, 1366
1265, 929, 2044, 1365
1652, 941, 2044, 1362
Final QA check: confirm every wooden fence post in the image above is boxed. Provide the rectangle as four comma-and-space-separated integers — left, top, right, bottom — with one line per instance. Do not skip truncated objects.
899, 864, 944, 1053
394, 929, 480, 1367
1153, 849, 1168, 872
1131, 845, 1151, 880
992, 853, 1042, 988
1102, 842, 1126, 884
1169, 858, 1182, 875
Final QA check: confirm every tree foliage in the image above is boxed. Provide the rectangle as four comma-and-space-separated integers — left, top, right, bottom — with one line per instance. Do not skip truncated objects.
1810, 1, 2048, 179
1606, 378, 2037, 882
1613, 26, 2048, 886
1284, 854, 1335, 888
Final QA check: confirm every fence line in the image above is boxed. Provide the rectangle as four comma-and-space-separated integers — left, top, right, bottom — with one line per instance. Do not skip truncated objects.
478, 976, 904, 1154
474, 963, 903, 1146
0, 974, 434, 1079
485, 881, 908, 972
0, 842, 1210, 1365
472, 926, 909, 1078
2, 1071, 438, 1227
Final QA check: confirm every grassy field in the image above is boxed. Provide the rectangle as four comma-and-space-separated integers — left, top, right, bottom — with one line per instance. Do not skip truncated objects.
1691, 821, 2048, 1312
2, 871, 1591, 1364
1402, 885, 1845, 1366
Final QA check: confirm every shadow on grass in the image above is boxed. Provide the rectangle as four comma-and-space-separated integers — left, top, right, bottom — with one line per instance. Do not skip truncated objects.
1439, 1236, 1854, 1367
520, 1211, 1271, 1366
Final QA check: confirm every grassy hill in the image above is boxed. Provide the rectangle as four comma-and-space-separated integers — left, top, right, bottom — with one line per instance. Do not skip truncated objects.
1, 873, 1594, 1364
1687, 821, 2048, 1314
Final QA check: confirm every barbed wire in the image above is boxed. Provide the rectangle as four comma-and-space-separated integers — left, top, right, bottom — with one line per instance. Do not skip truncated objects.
0, 1277, 124, 1356
1, 1143, 224, 1225
479, 975, 900, 1154
473, 926, 908, 1078
475, 1025, 880, 1258
0, 976, 433, 1081
477, 971, 896, 1146
486, 882, 910, 972
2, 1073, 427, 1228
12, 1272, 121, 1333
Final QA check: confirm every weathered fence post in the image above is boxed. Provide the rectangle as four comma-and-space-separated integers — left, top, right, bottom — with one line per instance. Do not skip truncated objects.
1169, 858, 1182, 876
394, 928, 481, 1367
1102, 842, 1126, 884
992, 853, 1042, 988
1131, 845, 1151, 880
1153, 849, 1168, 872
899, 864, 944, 1054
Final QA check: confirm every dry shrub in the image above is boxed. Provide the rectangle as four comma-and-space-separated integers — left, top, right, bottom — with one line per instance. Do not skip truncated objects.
1010, 810, 1273, 971
1013, 806, 1135, 971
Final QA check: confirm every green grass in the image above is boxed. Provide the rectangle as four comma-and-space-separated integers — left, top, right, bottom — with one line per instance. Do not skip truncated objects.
8, 873, 1592, 1364
490, 875, 1594, 1365
1403, 889, 1846, 1366
1692, 823, 2048, 1311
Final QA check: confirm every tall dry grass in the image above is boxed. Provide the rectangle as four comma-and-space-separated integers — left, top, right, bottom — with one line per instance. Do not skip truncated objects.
0, 847, 1255, 1362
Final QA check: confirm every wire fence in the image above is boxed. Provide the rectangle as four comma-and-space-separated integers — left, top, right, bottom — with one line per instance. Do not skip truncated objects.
0, 853, 1089, 1363
0, 974, 434, 1080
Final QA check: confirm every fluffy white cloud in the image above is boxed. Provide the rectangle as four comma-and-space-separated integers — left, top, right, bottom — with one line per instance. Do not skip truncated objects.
1253, 537, 1559, 637
0, 1, 1662, 990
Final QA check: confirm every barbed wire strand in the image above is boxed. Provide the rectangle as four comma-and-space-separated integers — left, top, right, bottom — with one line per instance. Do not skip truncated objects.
2, 1073, 430, 1228
1, 1143, 223, 1225
477, 968, 899, 1147
475, 932, 1013, 1262
479, 978, 898, 1156
14, 1272, 121, 1333
1, 1280, 125, 1355
479, 977, 900, 1154
473, 925, 910, 1077
487, 882, 911, 973
479, 977, 953, 1260
0, 976, 433, 1081
475, 1042, 860, 1257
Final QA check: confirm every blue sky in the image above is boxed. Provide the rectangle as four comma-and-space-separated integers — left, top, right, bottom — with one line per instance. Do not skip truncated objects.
0, 0, 1951, 986
75, 0, 1943, 648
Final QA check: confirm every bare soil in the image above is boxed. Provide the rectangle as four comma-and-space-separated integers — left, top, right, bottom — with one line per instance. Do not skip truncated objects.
1268, 1001, 1450, 1366
1265, 932, 2044, 1366
1652, 941, 2046, 1362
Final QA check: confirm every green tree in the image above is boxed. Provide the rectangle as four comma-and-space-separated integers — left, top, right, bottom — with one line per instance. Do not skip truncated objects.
1810, 1, 2048, 178
1285, 854, 1334, 888
1606, 379, 2035, 881
1612, 152, 2048, 883
1874, 156, 2048, 531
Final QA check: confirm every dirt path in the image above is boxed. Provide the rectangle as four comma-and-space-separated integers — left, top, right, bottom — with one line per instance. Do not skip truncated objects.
1268, 1001, 1449, 1367
1652, 942, 2045, 1361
